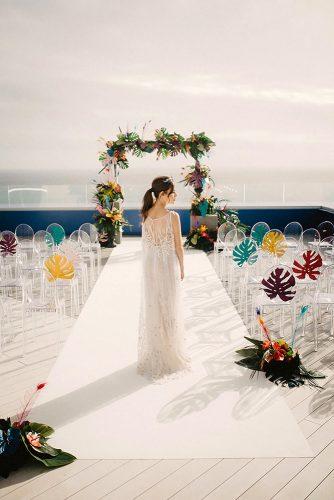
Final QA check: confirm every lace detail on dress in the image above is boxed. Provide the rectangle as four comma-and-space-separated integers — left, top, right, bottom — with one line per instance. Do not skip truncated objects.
137, 210, 192, 383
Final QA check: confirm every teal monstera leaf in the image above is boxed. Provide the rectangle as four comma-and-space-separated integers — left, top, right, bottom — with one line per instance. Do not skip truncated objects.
251, 224, 269, 246
199, 200, 209, 216
47, 225, 65, 246
232, 238, 258, 267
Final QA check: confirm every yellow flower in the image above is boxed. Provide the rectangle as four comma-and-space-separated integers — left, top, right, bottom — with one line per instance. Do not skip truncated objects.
199, 224, 208, 232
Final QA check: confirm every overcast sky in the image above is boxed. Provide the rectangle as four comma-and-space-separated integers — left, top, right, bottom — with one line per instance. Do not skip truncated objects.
0, 0, 333, 188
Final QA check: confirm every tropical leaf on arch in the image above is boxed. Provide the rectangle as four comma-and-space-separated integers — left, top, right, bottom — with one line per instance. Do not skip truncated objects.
262, 231, 287, 257
44, 254, 75, 282
232, 238, 258, 267
261, 267, 296, 302
0, 233, 17, 256
292, 250, 323, 280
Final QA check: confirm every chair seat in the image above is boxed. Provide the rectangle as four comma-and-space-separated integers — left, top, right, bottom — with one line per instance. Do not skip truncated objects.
253, 292, 295, 307
0, 278, 25, 287
247, 275, 262, 284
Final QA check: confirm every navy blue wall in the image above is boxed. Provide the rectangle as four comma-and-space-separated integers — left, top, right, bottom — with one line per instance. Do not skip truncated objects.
1, 207, 333, 236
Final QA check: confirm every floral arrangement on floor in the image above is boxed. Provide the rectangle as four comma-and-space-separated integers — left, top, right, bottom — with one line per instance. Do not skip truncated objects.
184, 224, 216, 252
92, 179, 131, 247
94, 205, 131, 247
235, 308, 325, 388
0, 383, 76, 479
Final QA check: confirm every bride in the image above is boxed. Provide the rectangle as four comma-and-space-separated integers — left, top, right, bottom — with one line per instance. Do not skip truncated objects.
137, 176, 192, 383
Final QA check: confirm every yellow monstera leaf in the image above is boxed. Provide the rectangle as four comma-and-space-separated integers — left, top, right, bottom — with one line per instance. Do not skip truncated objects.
262, 230, 287, 257
44, 254, 75, 282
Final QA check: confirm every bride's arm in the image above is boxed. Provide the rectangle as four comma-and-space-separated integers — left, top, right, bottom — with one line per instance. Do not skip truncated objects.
171, 212, 184, 280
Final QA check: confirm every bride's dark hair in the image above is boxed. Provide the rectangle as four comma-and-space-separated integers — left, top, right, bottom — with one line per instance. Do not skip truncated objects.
141, 176, 174, 221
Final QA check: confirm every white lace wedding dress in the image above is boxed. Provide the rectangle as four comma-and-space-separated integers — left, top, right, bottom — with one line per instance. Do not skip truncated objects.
137, 210, 192, 383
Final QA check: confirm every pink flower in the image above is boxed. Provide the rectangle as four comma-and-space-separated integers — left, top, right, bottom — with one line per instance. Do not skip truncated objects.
96, 205, 106, 216
26, 431, 42, 448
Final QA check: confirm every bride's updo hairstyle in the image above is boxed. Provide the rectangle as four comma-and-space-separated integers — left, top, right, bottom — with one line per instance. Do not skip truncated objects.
141, 176, 174, 221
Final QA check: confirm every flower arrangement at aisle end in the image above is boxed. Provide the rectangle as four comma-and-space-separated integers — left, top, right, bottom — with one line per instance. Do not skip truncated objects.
184, 224, 216, 252
92, 179, 131, 247
0, 383, 76, 479
235, 308, 325, 388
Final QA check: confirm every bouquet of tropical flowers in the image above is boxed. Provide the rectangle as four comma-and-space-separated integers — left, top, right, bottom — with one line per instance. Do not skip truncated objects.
0, 383, 76, 479
184, 224, 216, 252
94, 206, 131, 247
235, 308, 325, 388
179, 161, 214, 196
94, 180, 124, 206
191, 195, 218, 216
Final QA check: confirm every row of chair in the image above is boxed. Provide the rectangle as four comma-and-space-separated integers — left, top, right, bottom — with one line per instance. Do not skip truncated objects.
0, 222, 102, 358
213, 220, 334, 351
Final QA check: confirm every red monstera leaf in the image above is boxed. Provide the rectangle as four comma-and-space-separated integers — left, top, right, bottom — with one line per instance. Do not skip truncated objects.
292, 250, 323, 280
0, 233, 17, 256
261, 267, 296, 302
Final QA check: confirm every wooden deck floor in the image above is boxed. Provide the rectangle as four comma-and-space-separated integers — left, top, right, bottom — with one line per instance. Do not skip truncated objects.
1, 242, 333, 499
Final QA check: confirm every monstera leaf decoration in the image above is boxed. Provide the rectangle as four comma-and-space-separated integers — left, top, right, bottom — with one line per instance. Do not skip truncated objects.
262, 231, 287, 257
0, 233, 17, 256
232, 238, 258, 267
261, 267, 296, 302
47, 226, 65, 246
44, 254, 75, 282
251, 224, 268, 246
292, 250, 323, 280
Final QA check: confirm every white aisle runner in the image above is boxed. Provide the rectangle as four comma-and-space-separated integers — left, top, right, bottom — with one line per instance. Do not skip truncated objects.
29, 238, 312, 458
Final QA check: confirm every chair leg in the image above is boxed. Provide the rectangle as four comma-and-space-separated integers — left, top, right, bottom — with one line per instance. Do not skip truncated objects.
313, 306, 318, 351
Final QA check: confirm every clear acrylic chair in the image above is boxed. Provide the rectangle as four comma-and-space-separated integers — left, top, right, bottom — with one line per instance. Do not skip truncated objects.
43, 253, 80, 318
221, 229, 245, 284
15, 224, 34, 260
318, 220, 334, 240
302, 228, 321, 251
0, 231, 20, 283
319, 236, 334, 267
70, 230, 95, 286
59, 239, 89, 303
283, 222, 303, 241
214, 222, 236, 278
33, 230, 55, 261
230, 237, 258, 318
261, 229, 288, 263
46, 223, 66, 247
310, 264, 334, 351
79, 223, 101, 276
250, 222, 270, 247
251, 265, 298, 340
22, 265, 66, 358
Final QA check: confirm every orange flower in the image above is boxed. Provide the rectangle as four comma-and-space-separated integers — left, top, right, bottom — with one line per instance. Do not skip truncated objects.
262, 340, 271, 350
